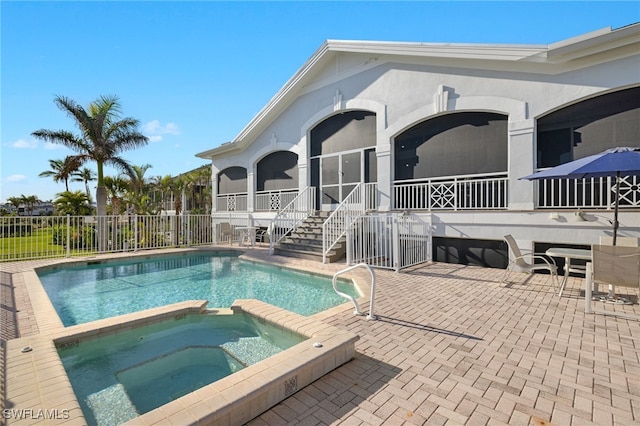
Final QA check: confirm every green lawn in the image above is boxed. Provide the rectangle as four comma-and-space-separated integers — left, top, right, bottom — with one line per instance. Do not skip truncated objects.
0, 227, 94, 261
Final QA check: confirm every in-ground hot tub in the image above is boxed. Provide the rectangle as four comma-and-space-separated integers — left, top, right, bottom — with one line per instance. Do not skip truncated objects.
53, 299, 359, 426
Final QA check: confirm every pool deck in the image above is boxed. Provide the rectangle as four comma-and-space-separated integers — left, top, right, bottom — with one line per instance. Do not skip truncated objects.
2, 247, 640, 425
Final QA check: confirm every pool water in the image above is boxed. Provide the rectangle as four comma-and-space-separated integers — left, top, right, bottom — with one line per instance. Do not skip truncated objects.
38, 254, 359, 325
58, 313, 305, 426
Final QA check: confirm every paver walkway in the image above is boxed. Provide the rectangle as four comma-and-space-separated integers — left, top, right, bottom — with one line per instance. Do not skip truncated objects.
2, 248, 639, 425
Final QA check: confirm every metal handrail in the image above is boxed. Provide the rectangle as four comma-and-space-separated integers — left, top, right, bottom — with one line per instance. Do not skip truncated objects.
332, 263, 377, 320
268, 186, 316, 254
322, 183, 378, 263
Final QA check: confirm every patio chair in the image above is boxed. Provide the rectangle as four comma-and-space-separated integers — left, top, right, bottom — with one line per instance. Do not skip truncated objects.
599, 236, 639, 247
218, 222, 233, 245
255, 224, 273, 246
502, 234, 559, 293
585, 244, 640, 319
596, 237, 639, 299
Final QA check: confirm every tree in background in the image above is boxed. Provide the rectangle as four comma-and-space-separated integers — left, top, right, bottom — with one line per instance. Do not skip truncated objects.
20, 195, 41, 215
127, 164, 154, 214
53, 191, 92, 216
72, 167, 97, 203
6, 196, 23, 212
32, 95, 148, 251
182, 165, 211, 214
38, 156, 81, 192
103, 176, 130, 216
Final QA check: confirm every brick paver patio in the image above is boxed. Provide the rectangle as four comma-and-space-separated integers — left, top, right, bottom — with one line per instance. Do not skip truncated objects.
2, 248, 639, 425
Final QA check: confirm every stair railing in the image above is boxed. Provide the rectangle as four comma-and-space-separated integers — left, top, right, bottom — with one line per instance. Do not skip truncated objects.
322, 183, 378, 263
269, 186, 316, 254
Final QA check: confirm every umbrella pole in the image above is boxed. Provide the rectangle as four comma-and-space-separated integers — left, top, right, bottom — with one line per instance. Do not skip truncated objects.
613, 171, 620, 246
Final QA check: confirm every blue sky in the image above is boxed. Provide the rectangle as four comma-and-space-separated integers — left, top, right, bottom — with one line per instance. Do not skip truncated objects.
2, 1, 639, 203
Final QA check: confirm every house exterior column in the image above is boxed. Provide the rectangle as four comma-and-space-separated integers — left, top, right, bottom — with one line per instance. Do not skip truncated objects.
376, 147, 392, 212
508, 119, 536, 211
211, 164, 219, 213
247, 171, 255, 212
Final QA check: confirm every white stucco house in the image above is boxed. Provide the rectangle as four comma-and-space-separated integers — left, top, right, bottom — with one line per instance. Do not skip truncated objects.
196, 24, 640, 268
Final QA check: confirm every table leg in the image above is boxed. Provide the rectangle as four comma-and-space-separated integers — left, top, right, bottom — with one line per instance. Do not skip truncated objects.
585, 262, 593, 314
558, 256, 570, 297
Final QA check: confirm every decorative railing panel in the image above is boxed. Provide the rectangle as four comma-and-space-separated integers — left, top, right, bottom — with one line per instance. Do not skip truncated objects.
536, 175, 640, 209
393, 172, 508, 211
255, 189, 299, 212
215, 193, 248, 212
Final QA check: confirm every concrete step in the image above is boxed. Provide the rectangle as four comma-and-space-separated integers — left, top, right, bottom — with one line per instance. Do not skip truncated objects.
273, 246, 342, 263
271, 213, 347, 263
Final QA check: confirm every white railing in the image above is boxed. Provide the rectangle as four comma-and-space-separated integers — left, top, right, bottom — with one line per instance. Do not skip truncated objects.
216, 193, 248, 212
269, 187, 316, 254
322, 183, 378, 264
0, 214, 215, 262
332, 263, 377, 320
255, 189, 299, 212
393, 172, 508, 211
211, 212, 253, 245
536, 175, 640, 209
346, 212, 432, 271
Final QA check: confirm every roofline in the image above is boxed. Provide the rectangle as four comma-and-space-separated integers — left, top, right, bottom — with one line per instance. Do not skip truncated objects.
196, 23, 640, 160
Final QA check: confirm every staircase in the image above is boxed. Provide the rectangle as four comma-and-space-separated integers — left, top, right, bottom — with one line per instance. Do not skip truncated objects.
272, 212, 346, 262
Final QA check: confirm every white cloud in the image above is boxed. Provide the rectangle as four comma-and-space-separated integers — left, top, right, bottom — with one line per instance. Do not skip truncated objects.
7, 175, 27, 182
142, 120, 180, 143
12, 139, 37, 149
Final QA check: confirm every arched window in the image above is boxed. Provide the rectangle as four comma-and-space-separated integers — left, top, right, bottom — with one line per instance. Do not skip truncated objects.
217, 167, 247, 194
394, 112, 508, 180
256, 151, 298, 191
537, 87, 640, 168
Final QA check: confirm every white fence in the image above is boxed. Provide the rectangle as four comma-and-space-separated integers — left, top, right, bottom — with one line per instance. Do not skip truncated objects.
210, 212, 254, 245
346, 212, 432, 271
323, 183, 378, 263
536, 175, 640, 209
393, 172, 508, 211
1, 214, 214, 262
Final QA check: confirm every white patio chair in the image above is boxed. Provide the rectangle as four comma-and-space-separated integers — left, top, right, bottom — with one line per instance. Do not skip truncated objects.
502, 234, 559, 293
596, 237, 639, 298
585, 244, 640, 319
218, 222, 233, 245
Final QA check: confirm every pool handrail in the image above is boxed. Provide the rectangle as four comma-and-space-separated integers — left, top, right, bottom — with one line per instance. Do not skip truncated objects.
332, 263, 377, 321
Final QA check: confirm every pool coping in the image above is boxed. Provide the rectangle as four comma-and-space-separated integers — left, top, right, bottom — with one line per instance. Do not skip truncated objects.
5, 247, 366, 425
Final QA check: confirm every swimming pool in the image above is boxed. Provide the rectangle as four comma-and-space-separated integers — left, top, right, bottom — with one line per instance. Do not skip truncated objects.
37, 252, 360, 326
58, 310, 306, 426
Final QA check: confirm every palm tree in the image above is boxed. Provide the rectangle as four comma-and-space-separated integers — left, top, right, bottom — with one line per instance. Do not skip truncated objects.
72, 167, 97, 203
103, 176, 130, 216
20, 194, 41, 215
32, 95, 148, 250
169, 176, 185, 246
39, 156, 81, 191
6, 196, 22, 213
53, 191, 92, 216
154, 175, 175, 215
127, 164, 153, 213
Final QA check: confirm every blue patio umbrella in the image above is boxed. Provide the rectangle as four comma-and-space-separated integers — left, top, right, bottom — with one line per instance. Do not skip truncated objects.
521, 147, 640, 245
